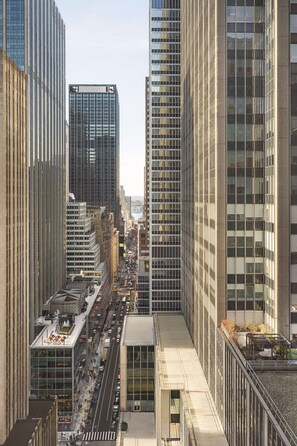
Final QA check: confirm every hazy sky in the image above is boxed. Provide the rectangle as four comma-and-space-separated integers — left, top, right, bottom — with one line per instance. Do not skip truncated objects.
55, 0, 149, 197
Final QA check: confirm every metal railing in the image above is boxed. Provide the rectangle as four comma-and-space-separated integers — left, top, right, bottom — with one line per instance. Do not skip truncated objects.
221, 327, 297, 446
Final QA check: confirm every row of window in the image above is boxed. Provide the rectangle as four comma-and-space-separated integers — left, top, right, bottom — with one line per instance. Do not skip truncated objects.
227, 300, 264, 311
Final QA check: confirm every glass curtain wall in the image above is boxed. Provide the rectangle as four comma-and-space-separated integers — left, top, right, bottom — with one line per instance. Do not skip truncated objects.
149, 0, 181, 312
226, 0, 265, 317
69, 85, 120, 227
126, 345, 154, 411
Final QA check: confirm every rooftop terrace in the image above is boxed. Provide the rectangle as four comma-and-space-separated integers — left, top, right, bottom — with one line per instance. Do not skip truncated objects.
31, 285, 101, 349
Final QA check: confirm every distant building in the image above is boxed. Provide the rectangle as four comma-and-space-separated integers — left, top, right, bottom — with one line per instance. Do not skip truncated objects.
120, 185, 132, 224
137, 220, 149, 314
69, 84, 120, 228
100, 212, 119, 284
131, 197, 144, 220
66, 200, 101, 278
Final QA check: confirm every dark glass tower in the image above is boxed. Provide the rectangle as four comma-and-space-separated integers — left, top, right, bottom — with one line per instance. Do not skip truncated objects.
0, 0, 66, 339
69, 84, 120, 228
148, 0, 181, 312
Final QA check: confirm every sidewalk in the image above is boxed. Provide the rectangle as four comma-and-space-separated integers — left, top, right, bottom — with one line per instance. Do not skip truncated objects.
58, 339, 105, 444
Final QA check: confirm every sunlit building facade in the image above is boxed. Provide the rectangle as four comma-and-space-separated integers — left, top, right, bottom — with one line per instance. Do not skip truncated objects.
66, 201, 101, 276
148, 0, 181, 313
180, 0, 296, 438
0, 52, 28, 445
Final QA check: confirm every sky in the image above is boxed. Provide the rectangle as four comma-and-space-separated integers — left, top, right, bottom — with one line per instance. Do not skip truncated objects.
55, 0, 149, 197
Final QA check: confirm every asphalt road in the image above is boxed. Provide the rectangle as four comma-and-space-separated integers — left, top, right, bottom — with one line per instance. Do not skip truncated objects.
91, 299, 125, 432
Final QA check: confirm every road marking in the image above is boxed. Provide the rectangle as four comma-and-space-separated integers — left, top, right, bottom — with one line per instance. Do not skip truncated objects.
82, 431, 116, 441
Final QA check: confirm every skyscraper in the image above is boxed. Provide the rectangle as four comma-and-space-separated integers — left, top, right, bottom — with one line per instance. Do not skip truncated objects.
69, 84, 120, 228
0, 0, 65, 441
148, 0, 181, 312
27, 1, 66, 336
180, 0, 295, 394
2, 0, 66, 337
0, 51, 28, 444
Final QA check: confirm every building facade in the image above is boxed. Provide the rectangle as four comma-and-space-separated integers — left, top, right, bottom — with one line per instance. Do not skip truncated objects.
120, 316, 155, 413
27, 0, 66, 336
31, 316, 87, 432
148, 0, 181, 313
137, 221, 150, 314
180, 0, 297, 441
66, 201, 101, 277
69, 84, 120, 228
0, 0, 66, 339
180, 0, 297, 386
0, 51, 28, 444
100, 212, 119, 285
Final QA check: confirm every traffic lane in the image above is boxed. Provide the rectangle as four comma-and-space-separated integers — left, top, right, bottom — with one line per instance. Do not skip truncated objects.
104, 336, 120, 427
92, 333, 120, 431
96, 337, 120, 431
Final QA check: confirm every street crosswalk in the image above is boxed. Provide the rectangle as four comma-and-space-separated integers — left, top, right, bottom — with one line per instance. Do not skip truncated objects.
82, 431, 116, 441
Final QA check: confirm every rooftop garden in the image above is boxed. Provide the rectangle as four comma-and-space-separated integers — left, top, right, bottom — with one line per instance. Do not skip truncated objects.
58, 324, 75, 335
221, 320, 292, 361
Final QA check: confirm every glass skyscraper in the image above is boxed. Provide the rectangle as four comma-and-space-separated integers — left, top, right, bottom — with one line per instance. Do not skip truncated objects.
69, 84, 120, 228
1, 0, 66, 337
148, 0, 181, 313
0, 0, 65, 441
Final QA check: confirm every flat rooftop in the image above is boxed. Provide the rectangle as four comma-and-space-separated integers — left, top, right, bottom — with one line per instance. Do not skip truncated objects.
155, 314, 228, 446
31, 285, 101, 349
29, 398, 56, 423
120, 412, 156, 446
3, 419, 40, 446
123, 315, 154, 346
257, 371, 297, 437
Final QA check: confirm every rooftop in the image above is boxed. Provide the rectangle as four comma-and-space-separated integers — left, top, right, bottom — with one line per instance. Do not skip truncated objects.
3, 419, 40, 446
257, 371, 297, 438
31, 285, 101, 349
123, 315, 154, 346
51, 288, 83, 303
3, 399, 57, 446
29, 398, 56, 423
155, 315, 228, 446
119, 412, 156, 446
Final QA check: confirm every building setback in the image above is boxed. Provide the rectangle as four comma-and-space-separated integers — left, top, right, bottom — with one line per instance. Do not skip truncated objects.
148, 0, 181, 312
69, 84, 120, 228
